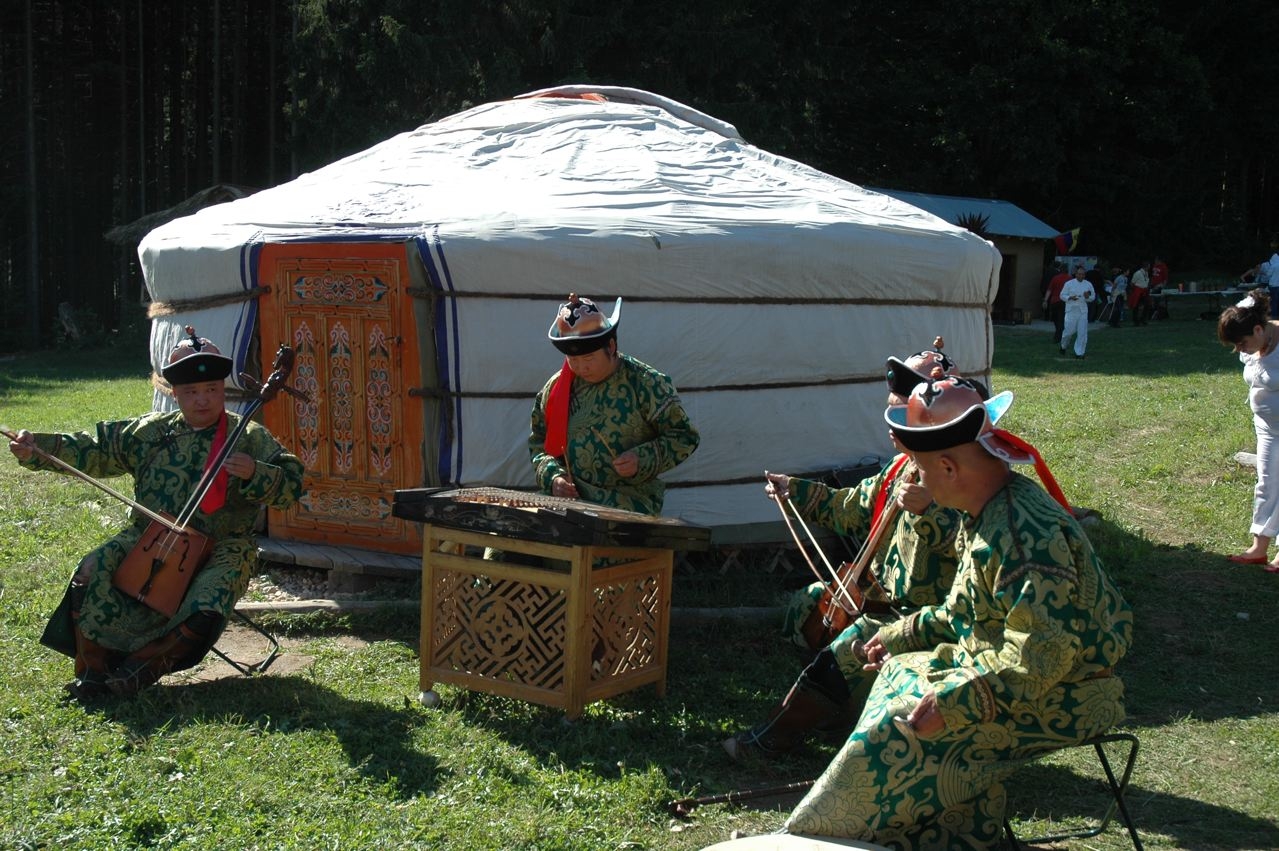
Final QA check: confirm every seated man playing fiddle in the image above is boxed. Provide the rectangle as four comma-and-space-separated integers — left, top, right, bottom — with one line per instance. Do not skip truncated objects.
724, 343, 987, 759
8, 329, 305, 702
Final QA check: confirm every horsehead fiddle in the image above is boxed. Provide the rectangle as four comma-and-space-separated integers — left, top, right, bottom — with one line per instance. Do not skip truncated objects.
771, 456, 908, 652
791, 337, 949, 649
111, 335, 308, 617
796, 463, 906, 651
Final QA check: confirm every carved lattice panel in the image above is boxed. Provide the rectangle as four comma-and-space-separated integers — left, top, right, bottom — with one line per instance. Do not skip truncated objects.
419, 528, 672, 718
431, 569, 568, 691
590, 573, 662, 681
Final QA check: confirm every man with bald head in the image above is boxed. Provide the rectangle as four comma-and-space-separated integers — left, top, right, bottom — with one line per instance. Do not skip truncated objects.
783, 375, 1133, 849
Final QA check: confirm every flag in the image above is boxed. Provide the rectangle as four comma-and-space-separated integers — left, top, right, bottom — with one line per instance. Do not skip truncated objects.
1053, 228, 1081, 255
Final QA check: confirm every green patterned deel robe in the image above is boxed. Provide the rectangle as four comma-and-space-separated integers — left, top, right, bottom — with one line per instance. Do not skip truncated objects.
529, 353, 699, 516
24, 411, 305, 655
780, 456, 960, 694
785, 472, 1134, 850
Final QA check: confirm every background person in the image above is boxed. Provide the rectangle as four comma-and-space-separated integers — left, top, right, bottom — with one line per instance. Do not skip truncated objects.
1217, 289, 1279, 571
8, 330, 305, 702
1059, 266, 1096, 358
529, 293, 699, 515
1239, 263, 1260, 286
1151, 255, 1170, 292
1041, 263, 1070, 346
1108, 266, 1129, 326
1128, 261, 1152, 325
1084, 266, 1106, 321
1269, 240, 1279, 319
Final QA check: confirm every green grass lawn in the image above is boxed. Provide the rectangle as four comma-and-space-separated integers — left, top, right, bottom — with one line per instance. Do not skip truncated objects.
2, 321, 1278, 850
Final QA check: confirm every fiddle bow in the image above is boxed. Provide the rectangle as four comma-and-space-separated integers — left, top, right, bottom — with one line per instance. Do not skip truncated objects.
2, 425, 185, 532
780, 461, 908, 651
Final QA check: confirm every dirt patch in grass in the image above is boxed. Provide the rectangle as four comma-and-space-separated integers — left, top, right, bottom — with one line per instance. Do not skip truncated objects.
169, 623, 373, 685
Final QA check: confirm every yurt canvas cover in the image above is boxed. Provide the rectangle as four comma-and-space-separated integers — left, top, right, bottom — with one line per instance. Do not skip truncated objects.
139, 85, 1001, 552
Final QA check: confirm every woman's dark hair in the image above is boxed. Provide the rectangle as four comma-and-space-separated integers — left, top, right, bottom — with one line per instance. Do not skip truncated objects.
1218, 288, 1271, 345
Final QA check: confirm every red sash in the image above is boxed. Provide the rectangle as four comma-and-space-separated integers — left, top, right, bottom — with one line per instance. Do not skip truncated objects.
199, 412, 229, 514
543, 359, 574, 457
872, 454, 912, 526
989, 428, 1071, 511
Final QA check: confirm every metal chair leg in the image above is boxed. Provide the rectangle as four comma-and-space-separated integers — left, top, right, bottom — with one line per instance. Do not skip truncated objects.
209, 609, 281, 676
1093, 733, 1144, 851
1006, 732, 1143, 851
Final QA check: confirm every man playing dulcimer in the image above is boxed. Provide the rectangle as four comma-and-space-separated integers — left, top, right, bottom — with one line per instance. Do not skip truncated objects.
529, 293, 700, 516
724, 340, 1007, 759
7, 329, 304, 702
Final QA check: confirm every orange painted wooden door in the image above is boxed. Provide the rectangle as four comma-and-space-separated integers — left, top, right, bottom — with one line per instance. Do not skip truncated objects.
257, 242, 424, 554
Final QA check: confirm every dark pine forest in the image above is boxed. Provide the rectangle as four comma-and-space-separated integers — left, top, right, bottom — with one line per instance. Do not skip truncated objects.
2, 0, 1277, 351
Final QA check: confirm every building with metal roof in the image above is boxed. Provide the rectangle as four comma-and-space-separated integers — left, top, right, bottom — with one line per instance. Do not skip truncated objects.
872, 188, 1058, 323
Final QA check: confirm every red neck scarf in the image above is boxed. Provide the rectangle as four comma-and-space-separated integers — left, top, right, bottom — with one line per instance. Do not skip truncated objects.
543, 359, 575, 457
989, 428, 1071, 511
199, 412, 229, 514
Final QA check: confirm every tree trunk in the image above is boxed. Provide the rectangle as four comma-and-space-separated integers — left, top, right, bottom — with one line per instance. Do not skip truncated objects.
24, 0, 40, 347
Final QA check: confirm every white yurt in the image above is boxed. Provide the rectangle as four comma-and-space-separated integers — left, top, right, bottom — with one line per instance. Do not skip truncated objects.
138, 85, 1001, 556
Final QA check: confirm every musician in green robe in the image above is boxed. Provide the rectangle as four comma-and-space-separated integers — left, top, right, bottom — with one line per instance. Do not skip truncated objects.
8, 330, 305, 702
777, 348, 973, 649
725, 347, 975, 760
529, 294, 700, 516
783, 375, 1133, 850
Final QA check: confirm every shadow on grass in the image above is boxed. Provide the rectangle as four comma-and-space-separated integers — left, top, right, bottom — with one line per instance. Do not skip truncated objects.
414, 614, 834, 806
403, 504, 1279, 813
85, 675, 446, 799
1089, 521, 1279, 727
1006, 760, 1279, 850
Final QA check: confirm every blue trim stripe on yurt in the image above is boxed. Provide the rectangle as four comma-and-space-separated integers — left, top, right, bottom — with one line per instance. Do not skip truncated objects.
415, 230, 463, 484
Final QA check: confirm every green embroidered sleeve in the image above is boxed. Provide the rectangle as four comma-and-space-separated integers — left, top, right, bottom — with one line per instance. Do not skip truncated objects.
24, 420, 137, 479
23, 413, 304, 533
788, 470, 876, 539
619, 357, 699, 481
234, 421, 306, 508
791, 458, 959, 604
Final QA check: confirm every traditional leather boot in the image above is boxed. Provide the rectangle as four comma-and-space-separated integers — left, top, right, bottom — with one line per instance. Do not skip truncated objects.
106, 611, 223, 697
723, 648, 852, 760
64, 583, 113, 702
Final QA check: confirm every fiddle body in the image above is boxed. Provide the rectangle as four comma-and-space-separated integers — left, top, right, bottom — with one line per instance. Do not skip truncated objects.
112, 514, 214, 619
795, 459, 913, 651
799, 561, 870, 651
